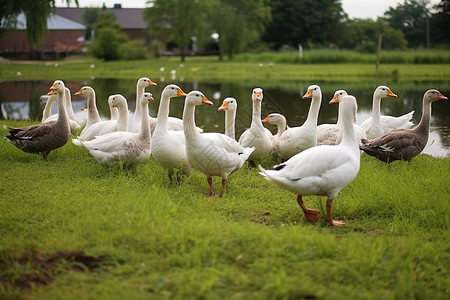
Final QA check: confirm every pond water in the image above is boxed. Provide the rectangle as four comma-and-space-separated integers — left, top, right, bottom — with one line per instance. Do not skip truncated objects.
1, 79, 449, 157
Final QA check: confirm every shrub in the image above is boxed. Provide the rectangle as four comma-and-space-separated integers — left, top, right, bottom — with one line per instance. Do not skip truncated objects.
118, 39, 149, 60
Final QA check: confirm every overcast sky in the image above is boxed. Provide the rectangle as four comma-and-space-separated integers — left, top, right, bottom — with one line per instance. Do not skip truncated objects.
56, 0, 441, 20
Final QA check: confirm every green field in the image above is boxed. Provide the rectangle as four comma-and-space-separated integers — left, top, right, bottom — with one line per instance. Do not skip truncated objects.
1, 52, 450, 299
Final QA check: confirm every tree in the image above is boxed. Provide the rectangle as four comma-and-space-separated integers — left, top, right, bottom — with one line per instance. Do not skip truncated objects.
341, 19, 408, 52
384, 0, 432, 48
143, 0, 208, 62
430, 0, 450, 45
0, 0, 78, 57
263, 0, 347, 50
88, 12, 128, 61
209, 0, 271, 60
82, 7, 100, 41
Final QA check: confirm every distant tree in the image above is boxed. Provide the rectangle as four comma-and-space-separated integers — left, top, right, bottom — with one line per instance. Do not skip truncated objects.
0, 0, 78, 57
341, 19, 408, 52
88, 12, 128, 61
209, 0, 271, 60
384, 0, 432, 48
82, 7, 100, 41
143, 0, 208, 62
263, 0, 347, 50
430, 0, 450, 45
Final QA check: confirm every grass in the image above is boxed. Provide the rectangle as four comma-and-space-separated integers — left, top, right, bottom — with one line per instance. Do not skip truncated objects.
0, 121, 449, 299
1, 49, 450, 85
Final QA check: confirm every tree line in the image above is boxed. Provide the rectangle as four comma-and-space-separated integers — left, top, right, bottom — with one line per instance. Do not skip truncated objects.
1, 0, 449, 61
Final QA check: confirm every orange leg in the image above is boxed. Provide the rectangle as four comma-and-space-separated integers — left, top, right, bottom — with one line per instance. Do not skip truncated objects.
296, 195, 319, 223
326, 199, 345, 226
218, 178, 227, 198
206, 177, 215, 198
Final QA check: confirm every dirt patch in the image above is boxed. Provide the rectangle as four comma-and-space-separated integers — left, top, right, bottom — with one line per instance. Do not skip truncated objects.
0, 250, 108, 292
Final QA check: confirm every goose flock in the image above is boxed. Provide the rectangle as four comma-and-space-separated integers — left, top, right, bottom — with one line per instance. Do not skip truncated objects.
2, 79, 447, 226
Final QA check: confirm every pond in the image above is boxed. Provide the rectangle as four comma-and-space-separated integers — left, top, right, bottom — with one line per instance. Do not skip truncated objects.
1, 79, 449, 157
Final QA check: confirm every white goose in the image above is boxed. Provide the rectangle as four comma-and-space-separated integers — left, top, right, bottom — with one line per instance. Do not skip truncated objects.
218, 97, 238, 140
75, 86, 101, 133
316, 90, 366, 145
360, 85, 414, 139
131, 77, 157, 132
259, 94, 361, 226
273, 84, 322, 161
73, 94, 129, 145
78, 92, 154, 165
42, 87, 81, 134
238, 88, 273, 160
108, 95, 119, 120
151, 84, 191, 181
183, 91, 255, 198
262, 113, 288, 145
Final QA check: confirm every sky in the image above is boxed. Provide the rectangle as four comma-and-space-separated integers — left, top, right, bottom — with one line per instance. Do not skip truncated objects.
56, 0, 441, 20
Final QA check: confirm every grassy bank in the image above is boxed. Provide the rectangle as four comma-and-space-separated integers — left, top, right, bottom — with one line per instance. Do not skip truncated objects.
1, 51, 450, 85
1, 121, 449, 299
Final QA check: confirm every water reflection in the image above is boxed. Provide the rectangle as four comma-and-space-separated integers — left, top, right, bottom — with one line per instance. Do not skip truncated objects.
1, 79, 449, 157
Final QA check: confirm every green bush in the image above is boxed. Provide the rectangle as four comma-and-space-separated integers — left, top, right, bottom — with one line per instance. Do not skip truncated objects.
118, 39, 148, 60
89, 27, 128, 61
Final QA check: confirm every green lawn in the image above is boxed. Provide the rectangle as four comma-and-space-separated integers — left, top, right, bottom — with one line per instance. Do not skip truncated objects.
0, 121, 449, 299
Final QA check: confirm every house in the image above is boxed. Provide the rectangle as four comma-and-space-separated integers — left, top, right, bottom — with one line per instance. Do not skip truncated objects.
0, 13, 85, 59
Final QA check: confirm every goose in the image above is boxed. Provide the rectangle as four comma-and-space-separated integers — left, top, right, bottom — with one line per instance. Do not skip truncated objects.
218, 97, 238, 140
272, 84, 322, 161
75, 86, 101, 134
72, 94, 129, 145
238, 88, 273, 161
183, 91, 255, 198
131, 77, 157, 132
360, 89, 448, 163
42, 87, 81, 134
316, 90, 366, 145
259, 94, 361, 226
108, 95, 119, 120
151, 84, 191, 181
360, 85, 414, 139
3, 80, 71, 160
262, 113, 288, 143
78, 92, 154, 165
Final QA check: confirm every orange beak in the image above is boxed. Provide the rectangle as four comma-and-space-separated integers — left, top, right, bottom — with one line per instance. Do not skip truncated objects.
148, 79, 157, 86
302, 89, 313, 99
202, 95, 213, 105
261, 116, 270, 123
177, 88, 187, 97
48, 82, 58, 95
387, 89, 398, 98
74, 89, 82, 96
218, 101, 229, 111
329, 93, 339, 104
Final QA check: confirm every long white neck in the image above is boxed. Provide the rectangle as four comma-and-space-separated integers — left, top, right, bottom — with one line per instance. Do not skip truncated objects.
304, 94, 321, 127
86, 91, 101, 127
138, 100, 151, 140
42, 95, 56, 121
64, 88, 77, 122
116, 100, 129, 131
371, 93, 382, 126
339, 101, 359, 153
135, 84, 144, 116
155, 92, 171, 133
275, 118, 287, 137
183, 102, 200, 141
251, 100, 264, 129
224, 109, 236, 140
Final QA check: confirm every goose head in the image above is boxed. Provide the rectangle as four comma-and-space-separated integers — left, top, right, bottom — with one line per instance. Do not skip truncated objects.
218, 97, 237, 112
252, 88, 263, 102
186, 91, 213, 106
330, 90, 348, 104
74, 86, 95, 97
374, 85, 397, 99
262, 113, 285, 125
137, 77, 157, 88
140, 92, 154, 104
110, 94, 127, 108
302, 84, 321, 100
424, 89, 448, 103
162, 84, 187, 99
48, 80, 65, 95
